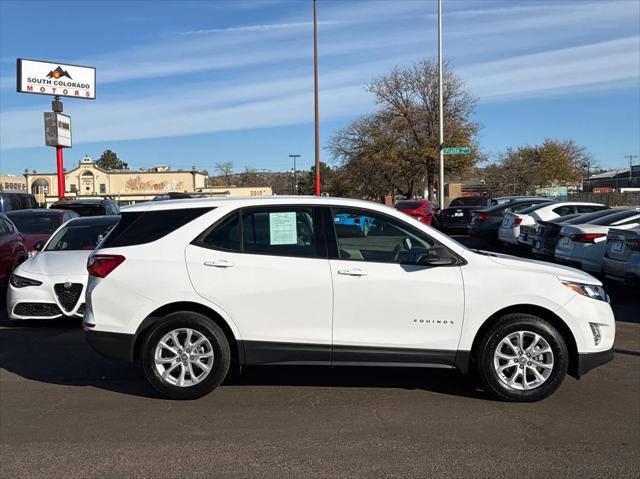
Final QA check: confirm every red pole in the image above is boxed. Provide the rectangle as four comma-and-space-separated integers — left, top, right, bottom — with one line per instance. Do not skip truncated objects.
313, 0, 321, 196
56, 146, 65, 200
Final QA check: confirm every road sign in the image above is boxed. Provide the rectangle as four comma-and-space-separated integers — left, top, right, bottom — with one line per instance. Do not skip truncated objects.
442, 147, 471, 155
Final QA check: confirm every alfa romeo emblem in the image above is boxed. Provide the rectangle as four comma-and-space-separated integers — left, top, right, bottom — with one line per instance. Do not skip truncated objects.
64, 282, 72, 289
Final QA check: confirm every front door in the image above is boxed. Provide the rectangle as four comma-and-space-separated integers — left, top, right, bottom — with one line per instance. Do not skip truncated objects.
328, 207, 464, 366
186, 206, 333, 364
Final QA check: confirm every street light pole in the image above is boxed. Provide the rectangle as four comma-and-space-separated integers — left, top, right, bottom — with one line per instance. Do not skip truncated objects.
289, 154, 300, 194
437, 0, 445, 209
313, 0, 321, 196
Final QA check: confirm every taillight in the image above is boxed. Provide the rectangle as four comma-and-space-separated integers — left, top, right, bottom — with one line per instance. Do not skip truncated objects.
477, 213, 490, 221
626, 239, 640, 251
570, 233, 606, 243
87, 254, 125, 278
514, 217, 522, 226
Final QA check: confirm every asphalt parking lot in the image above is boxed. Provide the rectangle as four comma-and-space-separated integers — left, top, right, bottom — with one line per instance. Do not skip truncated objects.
1, 237, 638, 478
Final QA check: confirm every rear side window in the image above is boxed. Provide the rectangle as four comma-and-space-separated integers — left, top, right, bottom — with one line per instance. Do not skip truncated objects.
552, 205, 575, 216
101, 207, 213, 248
195, 207, 323, 258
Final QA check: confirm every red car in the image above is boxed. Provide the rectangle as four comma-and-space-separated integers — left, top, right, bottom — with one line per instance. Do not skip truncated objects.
0, 213, 28, 286
6, 209, 79, 254
394, 199, 438, 225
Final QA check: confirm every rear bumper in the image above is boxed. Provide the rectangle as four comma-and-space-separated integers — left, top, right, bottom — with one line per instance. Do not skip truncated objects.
85, 329, 135, 362
577, 348, 614, 376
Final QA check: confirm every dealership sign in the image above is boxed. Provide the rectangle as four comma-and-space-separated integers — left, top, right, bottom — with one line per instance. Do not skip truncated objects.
16, 58, 96, 99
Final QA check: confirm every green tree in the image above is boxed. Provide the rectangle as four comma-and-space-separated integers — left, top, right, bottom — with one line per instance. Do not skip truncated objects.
297, 162, 337, 195
484, 139, 588, 195
96, 149, 128, 170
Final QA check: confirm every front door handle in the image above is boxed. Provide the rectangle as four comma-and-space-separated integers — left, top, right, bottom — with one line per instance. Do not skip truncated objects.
337, 268, 368, 277
203, 259, 234, 268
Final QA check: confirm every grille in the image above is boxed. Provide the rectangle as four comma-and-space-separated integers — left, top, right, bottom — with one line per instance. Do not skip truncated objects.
14, 303, 62, 317
54, 283, 83, 312
76, 303, 86, 316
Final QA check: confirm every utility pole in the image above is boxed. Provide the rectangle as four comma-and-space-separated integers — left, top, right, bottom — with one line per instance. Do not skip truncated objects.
289, 154, 300, 194
313, 0, 321, 196
437, 0, 445, 209
624, 154, 638, 188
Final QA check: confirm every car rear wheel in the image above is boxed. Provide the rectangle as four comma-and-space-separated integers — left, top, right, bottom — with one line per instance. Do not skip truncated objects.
142, 312, 230, 400
476, 314, 568, 402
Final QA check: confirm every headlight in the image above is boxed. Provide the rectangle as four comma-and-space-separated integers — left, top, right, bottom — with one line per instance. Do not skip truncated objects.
9, 274, 43, 288
561, 280, 608, 302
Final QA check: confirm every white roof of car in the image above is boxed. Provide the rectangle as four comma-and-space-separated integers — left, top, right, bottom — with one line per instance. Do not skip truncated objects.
121, 196, 393, 213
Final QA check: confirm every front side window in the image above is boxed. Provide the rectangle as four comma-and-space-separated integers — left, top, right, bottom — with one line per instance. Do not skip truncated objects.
332, 208, 435, 264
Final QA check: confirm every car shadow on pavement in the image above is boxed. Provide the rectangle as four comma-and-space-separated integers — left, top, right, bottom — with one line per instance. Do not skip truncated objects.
0, 318, 491, 401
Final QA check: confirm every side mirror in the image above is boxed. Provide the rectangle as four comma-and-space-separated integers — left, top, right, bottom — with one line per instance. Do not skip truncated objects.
33, 240, 45, 252
424, 245, 456, 266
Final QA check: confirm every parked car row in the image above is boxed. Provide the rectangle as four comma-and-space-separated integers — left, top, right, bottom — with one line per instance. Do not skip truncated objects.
394, 195, 640, 284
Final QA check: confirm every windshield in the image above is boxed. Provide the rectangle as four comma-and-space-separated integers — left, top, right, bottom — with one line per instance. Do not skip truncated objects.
6, 214, 61, 234
46, 222, 116, 251
449, 197, 488, 207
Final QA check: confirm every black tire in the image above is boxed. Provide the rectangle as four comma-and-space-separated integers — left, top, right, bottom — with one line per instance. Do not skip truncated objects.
476, 313, 569, 402
142, 311, 231, 400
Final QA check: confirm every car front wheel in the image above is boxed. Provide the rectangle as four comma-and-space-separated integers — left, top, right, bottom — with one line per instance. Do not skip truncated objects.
142, 312, 230, 400
476, 314, 569, 402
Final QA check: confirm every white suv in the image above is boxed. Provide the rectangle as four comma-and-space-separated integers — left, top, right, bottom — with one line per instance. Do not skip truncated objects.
84, 197, 615, 401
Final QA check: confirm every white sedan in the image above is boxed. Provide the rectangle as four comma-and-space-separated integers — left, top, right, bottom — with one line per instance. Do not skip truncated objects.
498, 201, 605, 246
554, 209, 640, 273
7, 216, 118, 321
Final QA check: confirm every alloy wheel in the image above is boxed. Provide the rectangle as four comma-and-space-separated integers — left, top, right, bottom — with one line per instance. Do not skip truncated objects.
154, 328, 214, 387
493, 330, 554, 391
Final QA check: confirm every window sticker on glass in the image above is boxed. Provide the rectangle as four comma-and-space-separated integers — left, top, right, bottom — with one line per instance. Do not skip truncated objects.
269, 212, 298, 245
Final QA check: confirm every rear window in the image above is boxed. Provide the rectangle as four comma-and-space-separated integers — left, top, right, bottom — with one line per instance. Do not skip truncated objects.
55, 204, 106, 216
590, 210, 640, 226
565, 209, 614, 225
449, 197, 488, 207
517, 202, 556, 214
5, 213, 61, 234
100, 207, 213, 248
395, 201, 424, 210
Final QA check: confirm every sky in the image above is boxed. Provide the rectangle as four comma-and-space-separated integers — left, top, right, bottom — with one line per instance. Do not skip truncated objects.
0, 0, 639, 176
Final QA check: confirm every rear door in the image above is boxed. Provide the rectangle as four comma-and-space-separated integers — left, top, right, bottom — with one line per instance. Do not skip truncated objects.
186, 205, 333, 364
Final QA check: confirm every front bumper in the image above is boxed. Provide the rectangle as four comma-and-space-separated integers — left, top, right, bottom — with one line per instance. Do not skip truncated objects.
577, 348, 614, 376
85, 328, 136, 362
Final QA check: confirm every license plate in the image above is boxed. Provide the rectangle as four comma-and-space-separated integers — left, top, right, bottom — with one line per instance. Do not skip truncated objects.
611, 240, 624, 253
559, 237, 571, 249
502, 217, 509, 226
454, 212, 464, 217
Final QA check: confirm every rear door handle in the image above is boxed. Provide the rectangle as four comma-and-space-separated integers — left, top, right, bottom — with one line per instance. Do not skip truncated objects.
337, 268, 368, 277
203, 259, 234, 268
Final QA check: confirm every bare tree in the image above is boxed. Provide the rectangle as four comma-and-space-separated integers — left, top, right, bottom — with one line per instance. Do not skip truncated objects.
215, 162, 235, 186
330, 59, 482, 200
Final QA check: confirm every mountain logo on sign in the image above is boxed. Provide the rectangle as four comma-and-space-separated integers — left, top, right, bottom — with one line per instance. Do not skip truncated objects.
46, 66, 72, 80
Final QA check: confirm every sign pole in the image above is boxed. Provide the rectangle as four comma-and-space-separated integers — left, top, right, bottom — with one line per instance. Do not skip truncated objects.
437, 0, 445, 209
313, 0, 321, 196
56, 145, 65, 200
52, 95, 65, 199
